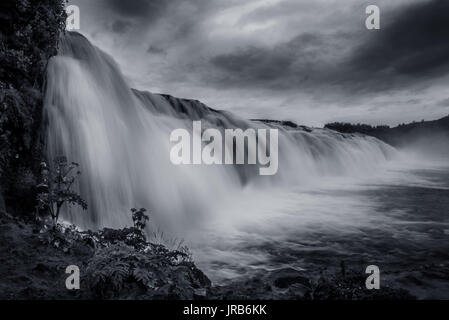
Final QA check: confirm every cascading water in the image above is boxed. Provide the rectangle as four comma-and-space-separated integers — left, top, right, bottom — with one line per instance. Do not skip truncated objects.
44, 32, 406, 280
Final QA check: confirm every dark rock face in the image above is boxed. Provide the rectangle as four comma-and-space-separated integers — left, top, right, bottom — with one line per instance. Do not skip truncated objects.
207, 268, 313, 300
268, 268, 310, 289
208, 266, 415, 300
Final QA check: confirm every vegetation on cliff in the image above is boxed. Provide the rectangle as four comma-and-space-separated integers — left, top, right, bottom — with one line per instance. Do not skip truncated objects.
0, 0, 66, 214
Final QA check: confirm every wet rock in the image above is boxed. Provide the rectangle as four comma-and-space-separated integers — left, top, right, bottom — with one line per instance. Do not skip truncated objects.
268, 268, 310, 288
194, 288, 207, 299
287, 283, 309, 297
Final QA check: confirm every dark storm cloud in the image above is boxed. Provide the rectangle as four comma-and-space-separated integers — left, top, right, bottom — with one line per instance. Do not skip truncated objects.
98, 0, 211, 41
437, 98, 449, 107
104, 0, 166, 19
110, 20, 132, 33
210, 0, 449, 93
210, 33, 338, 90
349, 0, 449, 79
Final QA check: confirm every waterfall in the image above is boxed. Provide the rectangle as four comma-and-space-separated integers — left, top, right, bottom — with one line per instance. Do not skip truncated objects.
43, 32, 397, 233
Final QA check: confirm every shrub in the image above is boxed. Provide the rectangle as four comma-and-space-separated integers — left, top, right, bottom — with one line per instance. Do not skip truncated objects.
35, 156, 87, 227
97, 227, 147, 251
131, 207, 149, 231
85, 242, 201, 299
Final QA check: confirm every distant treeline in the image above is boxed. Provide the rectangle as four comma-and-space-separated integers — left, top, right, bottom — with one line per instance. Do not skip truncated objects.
325, 122, 391, 134
325, 115, 449, 150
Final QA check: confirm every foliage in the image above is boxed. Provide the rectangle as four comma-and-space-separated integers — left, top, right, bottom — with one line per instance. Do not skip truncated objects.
150, 226, 191, 256
131, 207, 149, 230
96, 227, 148, 251
85, 241, 203, 299
0, 0, 67, 213
80, 207, 208, 299
82, 208, 150, 251
36, 156, 87, 227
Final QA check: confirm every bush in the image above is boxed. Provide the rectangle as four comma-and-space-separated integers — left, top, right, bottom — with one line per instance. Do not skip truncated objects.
35, 156, 87, 227
131, 208, 149, 230
85, 242, 207, 299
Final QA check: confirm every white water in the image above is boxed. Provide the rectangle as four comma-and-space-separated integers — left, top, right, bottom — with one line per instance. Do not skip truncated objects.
44, 33, 423, 280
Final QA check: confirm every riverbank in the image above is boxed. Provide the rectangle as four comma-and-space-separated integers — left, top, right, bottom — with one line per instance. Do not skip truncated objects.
0, 210, 415, 300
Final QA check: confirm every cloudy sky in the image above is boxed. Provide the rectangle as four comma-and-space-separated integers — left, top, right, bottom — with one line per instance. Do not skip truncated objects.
70, 0, 449, 126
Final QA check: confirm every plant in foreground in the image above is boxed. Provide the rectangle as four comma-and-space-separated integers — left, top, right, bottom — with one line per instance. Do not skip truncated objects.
131, 207, 149, 231
36, 156, 87, 228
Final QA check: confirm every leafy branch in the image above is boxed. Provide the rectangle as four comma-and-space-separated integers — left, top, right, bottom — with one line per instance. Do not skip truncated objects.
36, 156, 87, 227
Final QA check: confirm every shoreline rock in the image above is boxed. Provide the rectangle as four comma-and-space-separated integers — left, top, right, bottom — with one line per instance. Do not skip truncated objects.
0, 211, 416, 300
